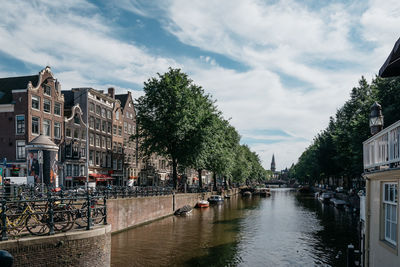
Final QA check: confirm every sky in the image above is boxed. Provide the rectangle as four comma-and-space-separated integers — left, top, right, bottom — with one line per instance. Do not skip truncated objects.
0, 0, 399, 170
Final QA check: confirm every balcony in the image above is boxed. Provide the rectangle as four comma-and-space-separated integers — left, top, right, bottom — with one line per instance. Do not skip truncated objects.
363, 119, 400, 172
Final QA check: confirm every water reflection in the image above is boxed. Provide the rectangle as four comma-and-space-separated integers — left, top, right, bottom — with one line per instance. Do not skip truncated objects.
111, 189, 359, 267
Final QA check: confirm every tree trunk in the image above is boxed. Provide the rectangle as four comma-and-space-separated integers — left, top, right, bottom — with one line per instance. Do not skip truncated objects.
172, 157, 178, 190
198, 169, 203, 188
213, 172, 217, 190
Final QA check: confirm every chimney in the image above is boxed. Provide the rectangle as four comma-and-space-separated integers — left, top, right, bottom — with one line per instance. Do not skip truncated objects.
108, 87, 115, 99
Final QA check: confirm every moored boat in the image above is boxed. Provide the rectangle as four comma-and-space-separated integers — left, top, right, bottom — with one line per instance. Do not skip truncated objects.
174, 205, 193, 216
242, 191, 252, 197
332, 198, 347, 209
319, 192, 334, 203
208, 195, 224, 204
196, 200, 210, 208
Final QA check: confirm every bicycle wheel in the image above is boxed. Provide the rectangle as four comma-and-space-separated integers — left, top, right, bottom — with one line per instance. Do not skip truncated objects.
53, 210, 73, 232
25, 213, 49, 236
92, 207, 105, 224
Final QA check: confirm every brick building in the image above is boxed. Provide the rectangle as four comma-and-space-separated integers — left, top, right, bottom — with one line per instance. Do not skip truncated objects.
0, 66, 64, 180
109, 88, 124, 185
62, 88, 115, 186
61, 104, 87, 187
115, 91, 138, 186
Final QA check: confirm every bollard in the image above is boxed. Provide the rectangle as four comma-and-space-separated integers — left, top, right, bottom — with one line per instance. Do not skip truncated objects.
1, 199, 8, 241
0, 250, 13, 267
86, 190, 92, 230
103, 197, 107, 225
347, 244, 355, 267
48, 191, 55, 235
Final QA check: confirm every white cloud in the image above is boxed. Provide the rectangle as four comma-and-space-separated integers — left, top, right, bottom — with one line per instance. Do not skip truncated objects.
1, 0, 400, 171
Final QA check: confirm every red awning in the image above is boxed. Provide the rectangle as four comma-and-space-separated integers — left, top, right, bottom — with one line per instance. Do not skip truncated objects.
129, 176, 138, 180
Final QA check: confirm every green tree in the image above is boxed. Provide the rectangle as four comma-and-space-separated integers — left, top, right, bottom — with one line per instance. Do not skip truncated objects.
135, 68, 215, 189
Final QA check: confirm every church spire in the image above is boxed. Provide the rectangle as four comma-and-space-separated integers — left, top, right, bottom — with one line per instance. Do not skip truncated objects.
271, 154, 276, 172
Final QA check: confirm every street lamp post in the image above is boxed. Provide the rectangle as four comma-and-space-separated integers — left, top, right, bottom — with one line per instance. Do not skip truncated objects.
369, 102, 384, 135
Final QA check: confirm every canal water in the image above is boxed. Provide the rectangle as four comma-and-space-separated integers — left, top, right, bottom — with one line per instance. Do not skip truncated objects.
111, 188, 359, 267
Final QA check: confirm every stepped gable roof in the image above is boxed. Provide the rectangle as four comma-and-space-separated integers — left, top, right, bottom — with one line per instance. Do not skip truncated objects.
0, 75, 39, 104
115, 94, 129, 107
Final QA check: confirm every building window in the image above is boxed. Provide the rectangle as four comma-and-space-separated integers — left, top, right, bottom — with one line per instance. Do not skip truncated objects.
81, 147, 86, 158
16, 140, 25, 160
89, 150, 94, 166
80, 165, 85, 176
74, 114, 80, 124
44, 99, 51, 113
16, 115, 25, 134
74, 129, 79, 139
118, 126, 122, 136
107, 110, 111, 119
383, 183, 398, 246
54, 102, 61, 116
107, 137, 111, 149
96, 105, 101, 115
116, 111, 119, 120
107, 154, 111, 168
95, 118, 100, 130
43, 85, 51, 96
89, 117, 94, 129
107, 122, 111, 134
102, 136, 106, 148
81, 130, 86, 140
113, 142, 117, 153
113, 159, 117, 170
32, 95, 40, 110
101, 108, 106, 118
124, 122, 127, 133
102, 152, 107, 167
73, 164, 79, 176
95, 151, 100, 165
65, 144, 72, 157
118, 160, 123, 170
102, 120, 106, 132
89, 103, 94, 112
66, 128, 71, 137
32, 117, 40, 135
113, 125, 117, 135
66, 164, 72, 176
89, 133, 94, 146
54, 122, 61, 139
118, 143, 122, 153
95, 135, 100, 147
128, 124, 132, 134
43, 120, 51, 136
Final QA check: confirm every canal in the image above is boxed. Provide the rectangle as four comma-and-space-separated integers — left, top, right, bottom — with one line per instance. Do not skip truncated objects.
111, 188, 360, 266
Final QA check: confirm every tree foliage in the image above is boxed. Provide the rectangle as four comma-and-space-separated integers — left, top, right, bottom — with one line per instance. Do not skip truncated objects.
135, 68, 268, 188
290, 76, 400, 188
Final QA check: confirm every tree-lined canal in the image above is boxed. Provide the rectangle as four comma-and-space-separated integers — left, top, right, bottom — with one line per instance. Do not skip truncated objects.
111, 189, 359, 266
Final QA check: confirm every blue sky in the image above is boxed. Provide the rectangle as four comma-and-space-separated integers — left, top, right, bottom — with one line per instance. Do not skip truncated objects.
0, 0, 399, 170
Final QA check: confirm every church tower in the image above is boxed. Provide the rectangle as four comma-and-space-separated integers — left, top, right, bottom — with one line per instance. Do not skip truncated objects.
271, 154, 276, 172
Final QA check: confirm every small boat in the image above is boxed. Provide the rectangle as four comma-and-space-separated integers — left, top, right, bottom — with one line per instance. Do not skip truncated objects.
332, 199, 347, 209
319, 192, 334, 203
196, 200, 209, 208
208, 195, 224, 204
258, 188, 271, 197
298, 185, 311, 193
242, 191, 252, 197
174, 205, 193, 216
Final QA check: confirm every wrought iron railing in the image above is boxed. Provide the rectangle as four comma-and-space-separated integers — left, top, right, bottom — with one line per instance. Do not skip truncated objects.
363, 119, 400, 171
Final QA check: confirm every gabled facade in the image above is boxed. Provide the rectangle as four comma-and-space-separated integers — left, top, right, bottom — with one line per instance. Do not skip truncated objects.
0, 66, 64, 178
61, 104, 87, 187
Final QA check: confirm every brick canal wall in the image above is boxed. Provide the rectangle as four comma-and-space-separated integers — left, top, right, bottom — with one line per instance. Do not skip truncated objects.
108, 188, 239, 233
0, 225, 111, 267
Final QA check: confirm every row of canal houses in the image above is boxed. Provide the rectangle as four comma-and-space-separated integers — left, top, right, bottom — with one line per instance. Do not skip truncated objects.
0, 66, 180, 187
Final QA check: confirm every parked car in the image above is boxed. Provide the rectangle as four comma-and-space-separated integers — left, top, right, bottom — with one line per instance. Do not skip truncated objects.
335, 187, 344, 193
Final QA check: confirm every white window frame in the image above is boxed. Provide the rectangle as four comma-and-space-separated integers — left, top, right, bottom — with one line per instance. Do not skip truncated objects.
43, 98, 51, 114
15, 115, 25, 135
54, 122, 61, 139
54, 102, 61, 116
383, 182, 398, 246
32, 117, 40, 135
31, 95, 40, 110
16, 140, 25, 160
43, 120, 51, 137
